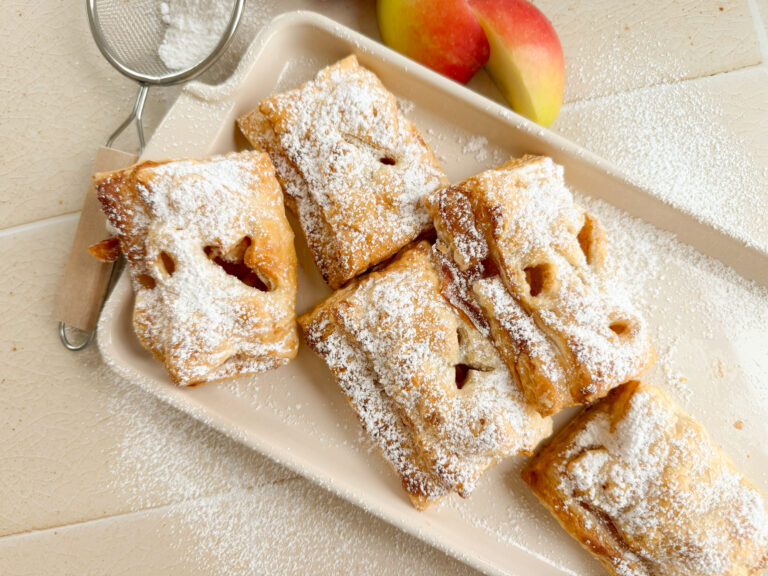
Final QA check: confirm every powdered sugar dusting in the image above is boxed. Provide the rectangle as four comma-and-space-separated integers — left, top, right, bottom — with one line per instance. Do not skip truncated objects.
301, 244, 550, 506
473, 277, 565, 387
426, 156, 653, 415
240, 55, 447, 288
158, 0, 232, 71
557, 384, 768, 575
97, 152, 297, 385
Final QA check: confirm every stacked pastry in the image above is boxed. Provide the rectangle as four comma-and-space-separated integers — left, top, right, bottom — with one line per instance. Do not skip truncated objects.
94, 55, 768, 574
299, 241, 551, 508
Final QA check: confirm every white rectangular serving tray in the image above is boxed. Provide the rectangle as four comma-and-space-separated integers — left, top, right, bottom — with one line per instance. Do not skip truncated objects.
98, 12, 768, 576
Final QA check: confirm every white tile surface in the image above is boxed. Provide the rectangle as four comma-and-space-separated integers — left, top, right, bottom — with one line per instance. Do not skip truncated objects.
0, 484, 477, 576
536, 0, 762, 102
554, 65, 768, 250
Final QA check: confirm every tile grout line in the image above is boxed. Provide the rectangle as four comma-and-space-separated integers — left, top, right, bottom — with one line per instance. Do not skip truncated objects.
747, 0, 768, 65
0, 212, 79, 240
0, 476, 302, 544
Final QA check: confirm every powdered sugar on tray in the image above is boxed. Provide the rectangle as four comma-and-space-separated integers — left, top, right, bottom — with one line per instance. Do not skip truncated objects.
158, 0, 233, 70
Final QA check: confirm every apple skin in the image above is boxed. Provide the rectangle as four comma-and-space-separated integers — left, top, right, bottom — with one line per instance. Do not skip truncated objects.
377, 0, 490, 84
469, 0, 565, 127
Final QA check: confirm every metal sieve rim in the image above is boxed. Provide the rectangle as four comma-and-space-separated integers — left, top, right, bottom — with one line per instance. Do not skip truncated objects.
86, 0, 245, 86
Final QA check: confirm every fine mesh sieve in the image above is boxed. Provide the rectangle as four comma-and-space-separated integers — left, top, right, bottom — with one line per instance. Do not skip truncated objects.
58, 0, 245, 351
87, 0, 245, 151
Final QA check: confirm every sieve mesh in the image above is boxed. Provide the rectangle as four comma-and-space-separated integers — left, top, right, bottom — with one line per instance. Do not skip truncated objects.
88, 0, 242, 84
92, 0, 172, 78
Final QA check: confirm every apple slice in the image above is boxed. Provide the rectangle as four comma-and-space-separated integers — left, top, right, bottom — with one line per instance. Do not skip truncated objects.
469, 0, 565, 127
377, 0, 490, 84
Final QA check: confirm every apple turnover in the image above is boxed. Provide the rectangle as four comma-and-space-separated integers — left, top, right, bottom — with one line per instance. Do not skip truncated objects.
238, 55, 448, 290
522, 381, 768, 576
299, 241, 551, 509
424, 155, 654, 416
94, 151, 298, 386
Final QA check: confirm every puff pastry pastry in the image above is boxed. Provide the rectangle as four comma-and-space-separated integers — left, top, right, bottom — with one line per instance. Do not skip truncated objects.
95, 151, 299, 386
424, 155, 654, 416
238, 55, 448, 290
299, 241, 551, 509
522, 381, 768, 576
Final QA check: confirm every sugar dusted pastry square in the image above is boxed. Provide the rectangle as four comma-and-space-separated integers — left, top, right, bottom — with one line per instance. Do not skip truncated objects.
299, 241, 551, 509
238, 55, 448, 289
424, 155, 654, 416
95, 151, 299, 386
522, 381, 768, 576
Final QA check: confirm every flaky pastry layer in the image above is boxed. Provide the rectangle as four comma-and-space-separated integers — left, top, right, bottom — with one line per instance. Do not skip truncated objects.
523, 381, 768, 576
424, 155, 654, 415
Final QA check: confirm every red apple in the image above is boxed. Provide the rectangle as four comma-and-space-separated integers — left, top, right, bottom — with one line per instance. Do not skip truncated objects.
469, 0, 565, 126
377, 0, 490, 84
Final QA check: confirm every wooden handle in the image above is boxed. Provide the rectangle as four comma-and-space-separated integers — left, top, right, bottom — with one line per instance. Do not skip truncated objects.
54, 147, 138, 332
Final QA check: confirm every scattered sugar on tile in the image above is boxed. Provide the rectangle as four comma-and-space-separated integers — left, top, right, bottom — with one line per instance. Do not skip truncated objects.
158, 483, 475, 575
558, 75, 768, 251
95, 354, 473, 575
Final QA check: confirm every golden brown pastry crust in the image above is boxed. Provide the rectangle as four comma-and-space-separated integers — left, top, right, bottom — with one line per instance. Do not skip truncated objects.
299, 241, 551, 509
522, 381, 768, 576
238, 55, 448, 289
95, 151, 298, 386
424, 155, 654, 416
